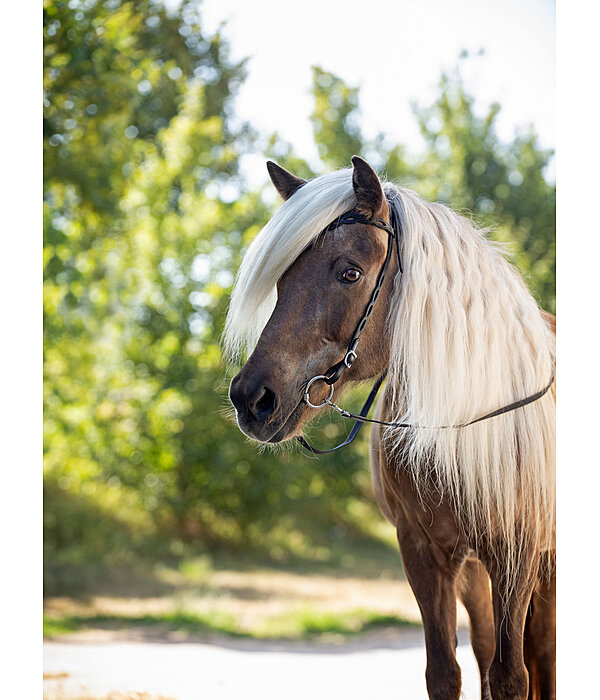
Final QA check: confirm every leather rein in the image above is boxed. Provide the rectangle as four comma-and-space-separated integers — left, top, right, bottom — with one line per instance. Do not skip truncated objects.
296, 199, 555, 455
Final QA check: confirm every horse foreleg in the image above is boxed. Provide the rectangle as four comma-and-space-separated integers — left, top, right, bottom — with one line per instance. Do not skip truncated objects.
397, 514, 463, 700
524, 567, 556, 700
457, 557, 495, 699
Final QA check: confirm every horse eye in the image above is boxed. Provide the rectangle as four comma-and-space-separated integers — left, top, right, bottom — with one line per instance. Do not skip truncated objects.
341, 268, 361, 283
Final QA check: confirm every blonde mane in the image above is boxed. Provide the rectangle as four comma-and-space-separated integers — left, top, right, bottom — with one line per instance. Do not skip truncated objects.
224, 170, 555, 592
383, 185, 555, 592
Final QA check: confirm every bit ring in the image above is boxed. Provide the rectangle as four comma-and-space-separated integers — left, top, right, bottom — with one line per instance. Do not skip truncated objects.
304, 375, 335, 408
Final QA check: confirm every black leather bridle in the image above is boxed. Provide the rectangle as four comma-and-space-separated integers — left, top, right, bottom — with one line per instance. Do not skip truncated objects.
296, 198, 555, 455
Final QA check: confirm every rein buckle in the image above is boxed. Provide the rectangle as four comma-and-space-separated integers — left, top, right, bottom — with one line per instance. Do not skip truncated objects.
344, 350, 357, 367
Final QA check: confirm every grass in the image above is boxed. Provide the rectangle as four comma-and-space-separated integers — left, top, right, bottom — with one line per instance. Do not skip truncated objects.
43, 610, 245, 638
256, 607, 419, 638
43, 607, 417, 641
43, 616, 81, 637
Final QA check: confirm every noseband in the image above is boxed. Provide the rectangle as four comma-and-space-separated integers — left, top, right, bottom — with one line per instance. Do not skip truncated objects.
297, 198, 555, 455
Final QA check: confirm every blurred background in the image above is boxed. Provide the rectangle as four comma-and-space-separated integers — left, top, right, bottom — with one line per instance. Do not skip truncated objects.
43, 0, 555, 652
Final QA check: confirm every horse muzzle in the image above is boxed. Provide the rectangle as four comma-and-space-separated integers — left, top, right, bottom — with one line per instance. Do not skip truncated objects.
229, 370, 298, 442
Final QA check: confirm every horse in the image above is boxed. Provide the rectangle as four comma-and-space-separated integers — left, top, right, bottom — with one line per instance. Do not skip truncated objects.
223, 156, 555, 700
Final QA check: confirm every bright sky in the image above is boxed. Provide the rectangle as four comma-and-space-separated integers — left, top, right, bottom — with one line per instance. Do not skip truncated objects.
201, 0, 555, 185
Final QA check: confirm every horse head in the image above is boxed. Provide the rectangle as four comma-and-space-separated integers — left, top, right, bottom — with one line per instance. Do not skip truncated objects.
228, 156, 397, 443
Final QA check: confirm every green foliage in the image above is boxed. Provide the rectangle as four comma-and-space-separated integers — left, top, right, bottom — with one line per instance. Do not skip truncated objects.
44, 1, 388, 574
311, 67, 364, 168
44, 3, 555, 583
411, 70, 555, 311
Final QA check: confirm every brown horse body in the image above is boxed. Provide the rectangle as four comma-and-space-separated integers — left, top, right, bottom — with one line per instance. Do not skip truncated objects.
370, 378, 555, 700
226, 157, 555, 699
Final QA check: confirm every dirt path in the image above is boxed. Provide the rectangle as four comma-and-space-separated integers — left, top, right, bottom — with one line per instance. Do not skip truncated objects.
44, 628, 481, 700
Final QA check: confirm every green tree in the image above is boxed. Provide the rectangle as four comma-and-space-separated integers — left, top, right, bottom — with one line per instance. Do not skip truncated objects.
44, 2, 385, 571
310, 67, 364, 169
43, 0, 257, 552
413, 69, 555, 311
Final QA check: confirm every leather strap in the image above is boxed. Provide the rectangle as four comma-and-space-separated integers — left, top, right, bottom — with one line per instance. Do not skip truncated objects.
297, 370, 555, 454
320, 211, 398, 386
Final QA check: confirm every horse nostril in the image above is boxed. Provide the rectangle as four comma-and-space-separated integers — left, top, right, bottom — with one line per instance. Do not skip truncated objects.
253, 386, 277, 421
229, 373, 279, 424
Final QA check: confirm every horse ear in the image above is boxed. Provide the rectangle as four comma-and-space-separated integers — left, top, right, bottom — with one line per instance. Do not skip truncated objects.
351, 155, 384, 216
266, 161, 306, 201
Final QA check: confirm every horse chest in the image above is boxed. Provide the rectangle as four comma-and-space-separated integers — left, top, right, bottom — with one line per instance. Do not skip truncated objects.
380, 456, 469, 556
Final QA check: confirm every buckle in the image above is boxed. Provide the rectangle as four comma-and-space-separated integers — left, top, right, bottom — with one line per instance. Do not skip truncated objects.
344, 350, 357, 367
